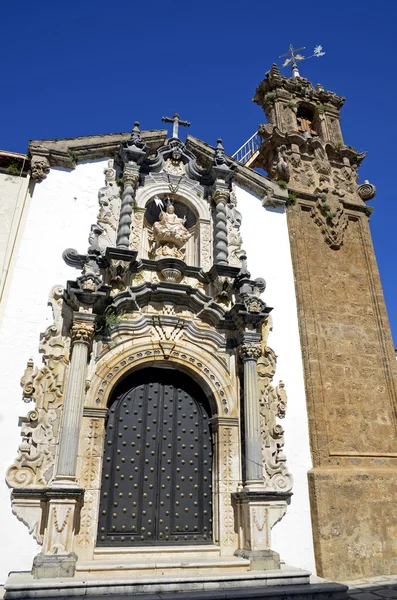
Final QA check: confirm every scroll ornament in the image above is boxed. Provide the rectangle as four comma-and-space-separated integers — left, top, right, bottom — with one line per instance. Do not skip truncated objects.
257, 321, 293, 492
6, 286, 70, 488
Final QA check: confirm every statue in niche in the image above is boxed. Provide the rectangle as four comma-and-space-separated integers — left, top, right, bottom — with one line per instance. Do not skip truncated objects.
150, 198, 192, 259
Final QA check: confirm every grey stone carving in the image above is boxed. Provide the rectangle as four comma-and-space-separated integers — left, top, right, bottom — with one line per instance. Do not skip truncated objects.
227, 191, 244, 267
213, 189, 229, 265
31, 155, 50, 182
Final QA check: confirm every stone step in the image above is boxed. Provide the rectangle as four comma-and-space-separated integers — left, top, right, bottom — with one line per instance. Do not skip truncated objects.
4, 566, 336, 599
76, 555, 251, 578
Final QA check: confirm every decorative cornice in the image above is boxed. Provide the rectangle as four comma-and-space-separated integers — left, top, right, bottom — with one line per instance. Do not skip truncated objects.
28, 130, 167, 170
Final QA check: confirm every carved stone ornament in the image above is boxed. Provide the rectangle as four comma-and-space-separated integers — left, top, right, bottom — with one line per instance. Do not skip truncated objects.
6, 286, 70, 489
95, 159, 121, 252
357, 180, 376, 201
311, 196, 348, 250
71, 321, 96, 346
257, 320, 293, 492
31, 155, 50, 182
227, 192, 244, 267
123, 170, 139, 187
245, 296, 266, 314
151, 203, 191, 260
239, 343, 262, 361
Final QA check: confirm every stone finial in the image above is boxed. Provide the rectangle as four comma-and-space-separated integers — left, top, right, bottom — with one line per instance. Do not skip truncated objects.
130, 121, 141, 143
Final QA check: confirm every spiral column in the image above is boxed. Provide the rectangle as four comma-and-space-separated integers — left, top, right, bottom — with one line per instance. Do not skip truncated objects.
213, 188, 229, 265
116, 168, 139, 249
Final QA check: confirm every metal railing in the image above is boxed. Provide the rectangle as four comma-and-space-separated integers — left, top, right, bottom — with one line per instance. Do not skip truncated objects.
232, 131, 260, 165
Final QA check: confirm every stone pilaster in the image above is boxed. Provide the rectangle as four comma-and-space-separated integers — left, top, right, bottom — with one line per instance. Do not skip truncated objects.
239, 341, 263, 486
53, 315, 95, 486
116, 168, 139, 249
213, 188, 229, 265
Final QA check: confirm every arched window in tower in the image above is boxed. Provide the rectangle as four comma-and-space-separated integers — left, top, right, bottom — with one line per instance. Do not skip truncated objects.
142, 197, 198, 265
296, 105, 317, 138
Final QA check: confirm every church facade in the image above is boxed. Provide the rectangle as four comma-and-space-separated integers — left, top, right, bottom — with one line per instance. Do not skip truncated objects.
0, 64, 396, 596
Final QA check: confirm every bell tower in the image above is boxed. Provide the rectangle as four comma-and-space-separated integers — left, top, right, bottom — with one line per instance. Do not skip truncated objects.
250, 63, 397, 581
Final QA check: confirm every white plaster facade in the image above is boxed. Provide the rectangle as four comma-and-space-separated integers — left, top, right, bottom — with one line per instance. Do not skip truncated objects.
0, 171, 31, 325
0, 162, 315, 584
235, 184, 316, 573
0, 160, 108, 584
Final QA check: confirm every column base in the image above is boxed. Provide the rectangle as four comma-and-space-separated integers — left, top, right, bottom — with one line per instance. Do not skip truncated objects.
32, 552, 77, 579
233, 490, 291, 571
235, 548, 280, 571
51, 476, 79, 488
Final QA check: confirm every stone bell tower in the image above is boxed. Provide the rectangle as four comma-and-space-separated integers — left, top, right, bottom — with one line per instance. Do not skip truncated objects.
251, 63, 397, 580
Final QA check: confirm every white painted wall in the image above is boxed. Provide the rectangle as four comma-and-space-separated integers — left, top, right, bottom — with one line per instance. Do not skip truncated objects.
0, 159, 107, 584
0, 172, 31, 325
235, 184, 316, 573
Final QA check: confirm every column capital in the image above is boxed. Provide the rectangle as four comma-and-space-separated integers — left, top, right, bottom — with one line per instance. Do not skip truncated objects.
239, 342, 262, 362
70, 320, 95, 346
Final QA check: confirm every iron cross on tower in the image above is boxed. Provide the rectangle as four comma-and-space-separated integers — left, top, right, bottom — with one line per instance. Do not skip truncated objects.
280, 44, 325, 78
162, 113, 191, 139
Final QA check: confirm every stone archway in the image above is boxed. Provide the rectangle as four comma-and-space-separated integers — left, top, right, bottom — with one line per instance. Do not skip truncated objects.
97, 367, 213, 546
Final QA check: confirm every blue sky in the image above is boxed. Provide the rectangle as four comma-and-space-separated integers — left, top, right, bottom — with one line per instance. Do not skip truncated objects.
1, 0, 396, 342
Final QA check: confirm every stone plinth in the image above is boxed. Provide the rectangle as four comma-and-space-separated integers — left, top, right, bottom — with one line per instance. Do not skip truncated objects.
233, 491, 290, 570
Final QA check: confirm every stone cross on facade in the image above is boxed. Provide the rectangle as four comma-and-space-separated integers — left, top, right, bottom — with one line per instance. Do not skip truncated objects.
162, 113, 191, 139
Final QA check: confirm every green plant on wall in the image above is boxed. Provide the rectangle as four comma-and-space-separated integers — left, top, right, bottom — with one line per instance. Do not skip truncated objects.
95, 306, 121, 337
278, 180, 288, 190
68, 150, 78, 165
264, 92, 276, 104
287, 190, 297, 206
6, 161, 21, 176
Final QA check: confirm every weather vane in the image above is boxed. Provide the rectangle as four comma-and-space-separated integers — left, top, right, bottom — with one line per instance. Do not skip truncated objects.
279, 44, 325, 78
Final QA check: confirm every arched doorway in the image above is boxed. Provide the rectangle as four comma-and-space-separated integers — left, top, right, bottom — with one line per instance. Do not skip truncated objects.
97, 367, 213, 546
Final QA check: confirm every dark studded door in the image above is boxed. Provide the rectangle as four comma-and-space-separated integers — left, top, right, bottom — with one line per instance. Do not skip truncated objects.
97, 368, 213, 546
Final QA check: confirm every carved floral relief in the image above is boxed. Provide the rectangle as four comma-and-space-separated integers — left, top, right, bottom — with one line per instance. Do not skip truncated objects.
6, 286, 70, 488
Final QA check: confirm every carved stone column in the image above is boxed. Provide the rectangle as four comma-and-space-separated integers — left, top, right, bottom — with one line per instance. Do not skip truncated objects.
33, 315, 95, 578
53, 315, 95, 486
234, 340, 290, 570
116, 167, 139, 249
239, 341, 264, 486
213, 188, 229, 265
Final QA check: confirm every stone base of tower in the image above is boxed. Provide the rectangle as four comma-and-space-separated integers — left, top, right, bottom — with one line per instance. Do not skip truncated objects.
309, 468, 397, 581
4, 563, 348, 599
